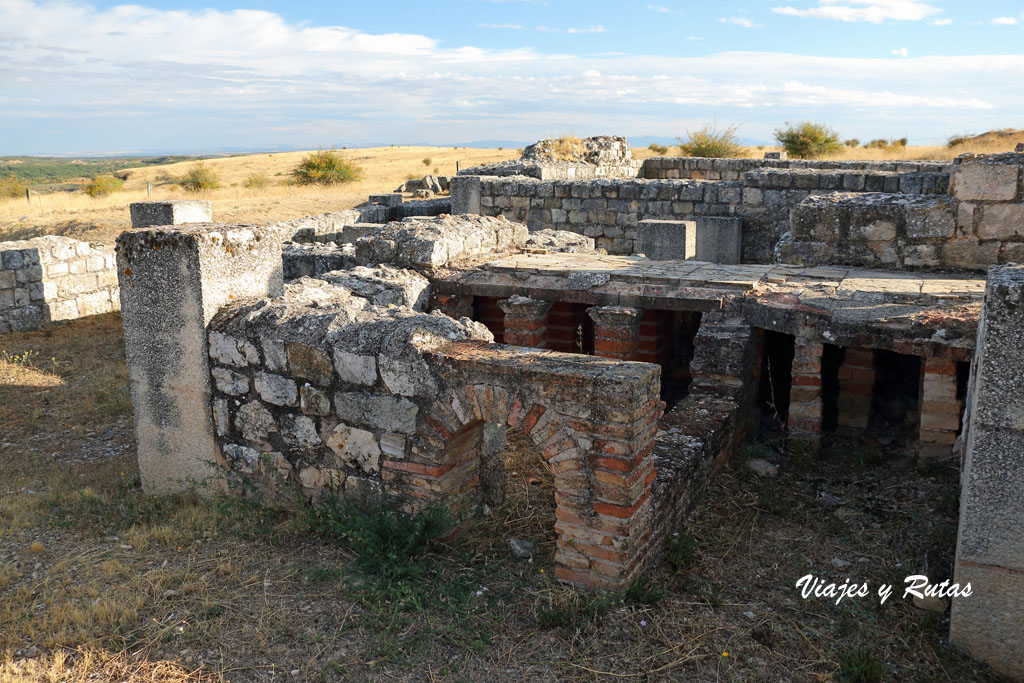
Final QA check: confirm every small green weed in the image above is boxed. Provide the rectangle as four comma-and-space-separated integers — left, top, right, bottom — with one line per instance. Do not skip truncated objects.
535, 592, 617, 630
836, 647, 885, 682
665, 532, 698, 570
626, 576, 668, 605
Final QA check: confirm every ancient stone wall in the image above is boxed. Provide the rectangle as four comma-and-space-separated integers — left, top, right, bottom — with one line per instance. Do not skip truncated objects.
0, 236, 119, 333
641, 156, 950, 181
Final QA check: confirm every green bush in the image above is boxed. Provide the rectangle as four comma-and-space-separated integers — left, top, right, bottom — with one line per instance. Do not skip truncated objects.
648, 143, 669, 155
1, 174, 27, 199
422, 157, 432, 167
82, 175, 123, 197
291, 149, 363, 186
677, 123, 743, 158
179, 161, 220, 192
844, 139, 860, 148
303, 494, 450, 586
774, 121, 843, 159
244, 172, 269, 189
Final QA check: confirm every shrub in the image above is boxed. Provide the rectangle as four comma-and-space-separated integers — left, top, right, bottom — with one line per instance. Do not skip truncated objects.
947, 134, 972, 148
422, 157, 432, 167
648, 143, 669, 155
291, 149, 363, 186
865, 139, 890, 150
82, 175, 123, 197
0, 174, 27, 200
244, 172, 269, 189
774, 121, 842, 159
677, 123, 743, 158
836, 647, 884, 682
178, 162, 220, 192
844, 139, 860, 148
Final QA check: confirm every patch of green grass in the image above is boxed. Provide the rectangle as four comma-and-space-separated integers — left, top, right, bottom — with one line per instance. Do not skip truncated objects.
836, 647, 885, 682
665, 532, 698, 570
535, 592, 618, 630
626, 576, 668, 605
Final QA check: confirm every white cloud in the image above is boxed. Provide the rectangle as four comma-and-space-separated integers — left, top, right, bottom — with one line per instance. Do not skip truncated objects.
0, 0, 1021, 152
891, 47, 908, 57
991, 16, 1018, 25
931, 17, 952, 25
773, 0, 941, 23
647, 4, 670, 13
719, 16, 764, 28
565, 25, 607, 34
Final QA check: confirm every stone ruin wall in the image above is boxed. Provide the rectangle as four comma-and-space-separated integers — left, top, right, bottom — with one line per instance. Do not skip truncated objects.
0, 235, 119, 333
452, 165, 950, 261
640, 156, 949, 181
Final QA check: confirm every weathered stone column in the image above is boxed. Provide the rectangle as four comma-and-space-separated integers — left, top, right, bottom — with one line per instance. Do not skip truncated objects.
116, 225, 282, 494
919, 357, 962, 458
788, 338, 823, 444
951, 265, 1024, 679
836, 347, 876, 431
498, 296, 551, 348
587, 306, 641, 361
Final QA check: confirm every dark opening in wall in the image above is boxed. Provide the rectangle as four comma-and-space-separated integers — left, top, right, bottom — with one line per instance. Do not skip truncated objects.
956, 361, 971, 406
472, 296, 505, 343
821, 344, 844, 432
545, 302, 593, 354
658, 311, 703, 410
868, 350, 921, 442
758, 330, 795, 430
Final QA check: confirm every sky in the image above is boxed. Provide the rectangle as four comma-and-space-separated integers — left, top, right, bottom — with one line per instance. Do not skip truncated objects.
2, 0, 1024, 155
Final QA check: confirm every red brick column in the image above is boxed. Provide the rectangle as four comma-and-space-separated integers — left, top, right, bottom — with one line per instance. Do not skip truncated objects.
919, 357, 962, 458
837, 347, 876, 431
498, 296, 552, 348
431, 293, 473, 319
788, 338, 823, 444
587, 306, 642, 361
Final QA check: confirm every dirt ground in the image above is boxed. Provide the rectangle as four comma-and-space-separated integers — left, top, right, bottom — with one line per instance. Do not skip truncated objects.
0, 313, 1006, 682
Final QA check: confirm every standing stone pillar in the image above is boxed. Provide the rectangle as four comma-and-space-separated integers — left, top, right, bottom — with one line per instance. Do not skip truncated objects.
951, 265, 1024, 679
129, 200, 212, 228
836, 347, 876, 431
498, 296, 552, 348
116, 225, 282, 494
918, 357, 962, 458
587, 306, 642, 361
788, 338, 823, 444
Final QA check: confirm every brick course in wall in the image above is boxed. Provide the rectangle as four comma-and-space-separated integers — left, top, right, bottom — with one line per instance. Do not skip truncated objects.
0, 235, 119, 333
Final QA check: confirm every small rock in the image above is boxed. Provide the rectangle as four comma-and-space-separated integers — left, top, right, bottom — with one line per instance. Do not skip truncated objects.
291, 670, 300, 677
913, 594, 949, 613
747, 459, 778, 477
509, 539, 537, 559
743, 611, 756, 620
831, 558, 852, 569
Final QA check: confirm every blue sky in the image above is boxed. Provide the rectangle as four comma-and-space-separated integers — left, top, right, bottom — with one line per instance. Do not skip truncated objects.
2, 0, 1024, 154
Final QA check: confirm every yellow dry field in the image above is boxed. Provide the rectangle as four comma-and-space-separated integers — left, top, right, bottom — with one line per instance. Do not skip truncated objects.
0, 146, 518, 245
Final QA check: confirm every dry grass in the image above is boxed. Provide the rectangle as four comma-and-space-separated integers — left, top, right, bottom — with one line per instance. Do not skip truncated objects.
0, 146, 518, 245
0, 313, 1006, 681
547, 135, 586, 162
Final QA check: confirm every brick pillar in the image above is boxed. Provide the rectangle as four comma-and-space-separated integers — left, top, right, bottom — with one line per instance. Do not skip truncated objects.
919, 357, 962, 458
587, 306, 641, 361
498, 296, 551, 348
788, 338, 823, 443
836, 347, 876, 431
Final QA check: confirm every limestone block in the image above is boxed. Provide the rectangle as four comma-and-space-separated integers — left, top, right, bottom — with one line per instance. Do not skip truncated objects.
209, 331, 259, 367
978, 203, 1024, 240
222, 443, 261, 473
300, 384, 331, 416
326, 424, 381, 474
334, 391, 419, 434
952, 156, 1021, 201
236, 400, 277, 443
130, 200, 213, 228
636, 220, 694, 260
333, 348, 377, 386
212, 366, 249, 396
905, 201, 955, 239
254, 372, 298, 407
262, 339, 287, 372
286, 341, 333, 386
695, 217, 742, 264
281, 414, 321, 452
213, 399, 230, 436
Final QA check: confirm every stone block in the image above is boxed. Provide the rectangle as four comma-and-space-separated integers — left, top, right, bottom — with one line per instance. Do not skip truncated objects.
130, 200, 213, 228
116, 224, 283, 494
694, 216, 742, 264
636, 220, 694, 260
978, 203, 1024, 240
952, 155, 1021, 202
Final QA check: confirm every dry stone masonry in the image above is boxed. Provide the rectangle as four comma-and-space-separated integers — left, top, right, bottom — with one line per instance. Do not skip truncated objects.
0, 235, 119, 333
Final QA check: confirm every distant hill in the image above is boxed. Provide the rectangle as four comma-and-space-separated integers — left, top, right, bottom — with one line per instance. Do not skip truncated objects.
948, 128, 1024, 148
0, 155, 222, 185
